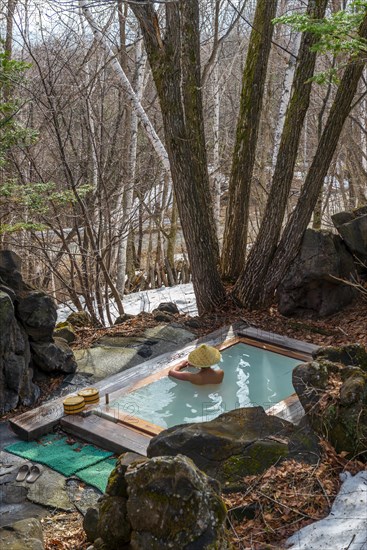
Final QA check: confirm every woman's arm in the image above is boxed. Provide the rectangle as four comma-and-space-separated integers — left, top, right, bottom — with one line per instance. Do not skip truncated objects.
168, 366, 194, 382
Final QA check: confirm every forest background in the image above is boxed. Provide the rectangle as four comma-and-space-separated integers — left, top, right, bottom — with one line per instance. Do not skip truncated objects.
1, 0, 367, 325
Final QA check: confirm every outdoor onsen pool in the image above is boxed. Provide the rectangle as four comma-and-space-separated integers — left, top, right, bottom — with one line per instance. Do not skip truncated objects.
98, 338, 309, 434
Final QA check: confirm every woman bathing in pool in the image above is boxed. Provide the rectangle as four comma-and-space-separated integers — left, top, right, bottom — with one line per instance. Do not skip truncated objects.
168, 344, 224, 385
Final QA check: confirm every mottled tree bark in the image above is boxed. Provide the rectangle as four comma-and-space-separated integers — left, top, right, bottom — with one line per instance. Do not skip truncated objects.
233, 0, 328, 307
220, 0, 277, 281
131, 0, 226, 314
259, 11, 367, 306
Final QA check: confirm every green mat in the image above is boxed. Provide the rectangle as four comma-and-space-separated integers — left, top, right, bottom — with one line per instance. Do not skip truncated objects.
5, 434, 114, 478
75, 457, 117, 493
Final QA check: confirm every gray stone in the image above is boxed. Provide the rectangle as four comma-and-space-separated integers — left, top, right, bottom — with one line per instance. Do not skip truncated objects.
83, 507, 99, 542
277, 229, 356, 318
148, 407, 319, 492
114, 314, 135, 325
17, 467, 74, 512
67, 311, 94, 328
157, 302, 180, 314
66, 479, 101, 515
31, 337, 77, 374
76, 325, 195, 381
336, 214, 367, 260
126, 454, 229, 550
74, 347, 138, 380
312, 344, 367, 371
332, 206, 367, 261
53, 322, 76, 344
152, 311, 174, 323
0, 518, 44, 550
97, 496, 131, 550
16, 292, 57, 342
105, 453, 147, 499
0, 251, 27, 292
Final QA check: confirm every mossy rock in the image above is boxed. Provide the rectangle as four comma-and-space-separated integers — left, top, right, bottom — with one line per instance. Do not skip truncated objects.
97, 496, 131, 549
66, 311, 94, 328
148, 408, 320, 490
126, 455, 230, 549
294, 354, 367, 460
313, 344, 367, 371
106, 452, 147, 498
54, 322, 76, 344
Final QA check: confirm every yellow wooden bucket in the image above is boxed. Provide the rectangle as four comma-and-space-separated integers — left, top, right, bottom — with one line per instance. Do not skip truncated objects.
78, 387, 100, 405
63, 395, 85, 415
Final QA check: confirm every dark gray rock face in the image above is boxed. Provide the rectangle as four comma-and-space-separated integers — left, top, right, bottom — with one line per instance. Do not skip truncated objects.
332, 206, 367, 261
0, 291, 39, 413
147, 407, 319, 492
277, 229, 356, 318
0, 250, 76, 414
31, 337, 77, 374
16, 292, 57, 342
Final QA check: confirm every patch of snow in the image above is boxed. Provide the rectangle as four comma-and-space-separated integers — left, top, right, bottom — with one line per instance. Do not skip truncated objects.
57, 283, 197, 324
286, 471, 367, 550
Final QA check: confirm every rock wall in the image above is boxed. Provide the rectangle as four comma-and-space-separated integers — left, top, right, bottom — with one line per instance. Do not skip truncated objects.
278, 205, 367, 318
0, 250, 77, 414
292, 344, 367, 459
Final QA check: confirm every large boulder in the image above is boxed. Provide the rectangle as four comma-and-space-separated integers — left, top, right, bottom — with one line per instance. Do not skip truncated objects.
0, 250, 31, 292
332, 205, 367, 261
147, 407, 319, 492
16, 292, 57, 342
88, 453, 230, 549
126, 455, 229, 550
31, 337, 77, 374
0, 291, 39, 414
292, 345, 367, 460
277, 229, 356, 318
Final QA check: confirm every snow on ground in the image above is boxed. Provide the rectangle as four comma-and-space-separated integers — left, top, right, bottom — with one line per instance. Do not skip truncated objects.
286, 471, 367, 550
57, 283, 198, 324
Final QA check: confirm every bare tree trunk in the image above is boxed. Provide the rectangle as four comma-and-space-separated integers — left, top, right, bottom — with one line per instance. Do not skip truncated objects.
79, 0, 170, 173
234, 0, 328, 307
116, 33, 146, 294
260, 11, 367, 305
221, 0, 277, 281
131, 0, 226, 314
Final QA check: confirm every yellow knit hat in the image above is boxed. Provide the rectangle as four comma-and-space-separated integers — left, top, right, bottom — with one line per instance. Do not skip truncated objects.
188, 344, 221, 368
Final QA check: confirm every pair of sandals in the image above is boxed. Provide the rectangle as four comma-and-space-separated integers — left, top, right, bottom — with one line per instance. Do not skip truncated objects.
15, 463, 43, 483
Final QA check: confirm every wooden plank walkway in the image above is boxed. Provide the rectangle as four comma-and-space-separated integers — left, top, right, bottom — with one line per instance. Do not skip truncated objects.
9, 324, 237, 441
60, 415, 150, 456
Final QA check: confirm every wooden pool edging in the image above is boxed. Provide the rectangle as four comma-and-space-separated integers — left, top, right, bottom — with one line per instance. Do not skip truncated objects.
8, 322, 319, 453
95, 334, 313, 437
8, 323, 238, 441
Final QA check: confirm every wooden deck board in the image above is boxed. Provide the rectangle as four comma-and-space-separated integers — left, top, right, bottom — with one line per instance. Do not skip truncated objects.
60, 414, 150, 456
238, 327, 319, 355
